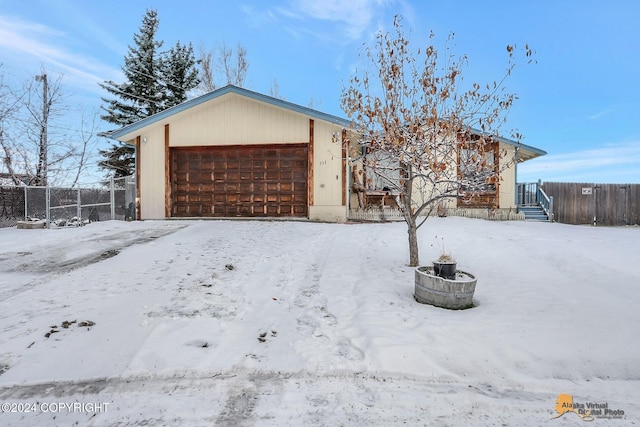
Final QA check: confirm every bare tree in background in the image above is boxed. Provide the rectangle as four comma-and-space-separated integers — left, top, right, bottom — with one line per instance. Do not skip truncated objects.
269, 79, 284, 100
308, 96, 322, 109
0, 65, 25, 185
341, 16, 534, 266
0, 67, 99, 187
68, 112, 100, 187
198, 46, 216, 93
198, 42, 249, 92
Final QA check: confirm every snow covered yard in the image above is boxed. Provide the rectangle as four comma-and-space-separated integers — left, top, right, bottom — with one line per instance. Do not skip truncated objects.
0, 217, 638, 426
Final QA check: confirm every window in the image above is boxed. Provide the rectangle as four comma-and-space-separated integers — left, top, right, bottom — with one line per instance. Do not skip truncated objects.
459, 146, 496, 193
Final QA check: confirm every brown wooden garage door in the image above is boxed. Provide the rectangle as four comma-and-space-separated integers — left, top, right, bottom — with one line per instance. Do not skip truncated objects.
171, 144, 308, 217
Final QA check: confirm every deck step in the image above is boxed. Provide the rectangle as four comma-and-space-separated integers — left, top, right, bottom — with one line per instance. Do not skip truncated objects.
518, 205, 549, 221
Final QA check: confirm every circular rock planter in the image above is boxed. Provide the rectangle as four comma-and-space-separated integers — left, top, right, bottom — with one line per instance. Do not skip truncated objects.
414, 266, 477, 309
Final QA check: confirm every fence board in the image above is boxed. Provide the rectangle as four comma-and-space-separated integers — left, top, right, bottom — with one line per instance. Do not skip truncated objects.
542, 182, 640, 226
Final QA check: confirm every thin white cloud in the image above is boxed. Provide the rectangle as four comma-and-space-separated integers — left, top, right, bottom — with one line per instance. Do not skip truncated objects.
519, 141, 640, 183
0, 16, 68, 61
242, 5, 280, 28
0, 15, 119, 95
588, 109, 613, 120
275, 0, 406, 43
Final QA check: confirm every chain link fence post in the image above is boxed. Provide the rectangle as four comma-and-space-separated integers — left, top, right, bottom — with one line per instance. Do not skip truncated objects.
110, 176, 115, 220
45, 186, 51, 229
24, 186, 28, 221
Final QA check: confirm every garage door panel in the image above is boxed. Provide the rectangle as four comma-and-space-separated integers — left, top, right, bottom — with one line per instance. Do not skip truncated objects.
249, 203, 264, 213
253, 182, 266, 193
280, 182, 293, 192
172, 144, 308, 217
224, 150, 239, 160
279, 205, 293, 214
266, 205, 279, 215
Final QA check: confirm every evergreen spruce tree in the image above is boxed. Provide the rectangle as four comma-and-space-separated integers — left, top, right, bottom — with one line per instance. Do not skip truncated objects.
98, 9, 200, 178
96, 143, 136, 179
100, 9, 163, 128
161, 41, 200, 109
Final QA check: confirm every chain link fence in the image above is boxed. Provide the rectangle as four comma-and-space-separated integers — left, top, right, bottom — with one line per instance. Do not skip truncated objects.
0, 176, 136, 228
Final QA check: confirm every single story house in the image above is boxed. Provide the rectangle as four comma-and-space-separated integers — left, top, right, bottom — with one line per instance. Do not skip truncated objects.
108, 85, 546, 222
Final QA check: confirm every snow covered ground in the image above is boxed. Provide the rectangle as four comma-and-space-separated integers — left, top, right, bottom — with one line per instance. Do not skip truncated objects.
0, 217, 638, 426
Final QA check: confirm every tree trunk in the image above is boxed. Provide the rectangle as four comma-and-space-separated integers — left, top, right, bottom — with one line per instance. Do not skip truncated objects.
407, 216, 420, 267
403, 166, 420, 266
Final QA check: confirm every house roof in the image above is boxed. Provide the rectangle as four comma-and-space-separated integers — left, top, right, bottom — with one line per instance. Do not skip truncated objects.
107, 85, 545, 162
467, 127, 547, 162
107, 85, 352, 142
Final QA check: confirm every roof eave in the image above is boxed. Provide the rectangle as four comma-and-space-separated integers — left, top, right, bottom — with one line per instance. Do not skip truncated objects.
466, 126, 546, 161
108, 85, 351, 142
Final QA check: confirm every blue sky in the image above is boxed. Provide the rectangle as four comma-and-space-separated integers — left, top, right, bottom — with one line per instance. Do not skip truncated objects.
1, 0, 638, 183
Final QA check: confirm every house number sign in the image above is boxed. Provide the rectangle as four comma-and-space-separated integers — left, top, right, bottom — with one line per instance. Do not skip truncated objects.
582, 187, 592, 195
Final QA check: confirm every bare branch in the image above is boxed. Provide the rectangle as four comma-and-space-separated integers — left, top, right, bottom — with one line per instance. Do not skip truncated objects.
341, 15, 534, 266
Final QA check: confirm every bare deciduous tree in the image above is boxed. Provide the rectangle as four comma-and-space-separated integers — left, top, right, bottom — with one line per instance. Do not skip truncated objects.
198, 45, 216, 93
269, 79, 284, 100
1, 67, 99, 187
0, 65, 25, 185
341, 16, 534, 266
68, 112, 100, 187
198, 42, 249, 93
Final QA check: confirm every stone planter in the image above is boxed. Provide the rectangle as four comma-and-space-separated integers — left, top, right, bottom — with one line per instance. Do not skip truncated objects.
414, 266, 477, 309
16, 220, 46, 229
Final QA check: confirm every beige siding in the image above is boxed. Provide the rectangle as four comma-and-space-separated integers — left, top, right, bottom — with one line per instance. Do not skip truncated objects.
312, 121, 344, 208
499, 143, 517, 209
138, 126, 166, 219
131, 93, 347, 221
168, 94, 309, 146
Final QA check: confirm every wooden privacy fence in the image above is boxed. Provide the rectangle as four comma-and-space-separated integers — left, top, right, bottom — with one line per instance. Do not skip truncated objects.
541, 182, 640, 226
